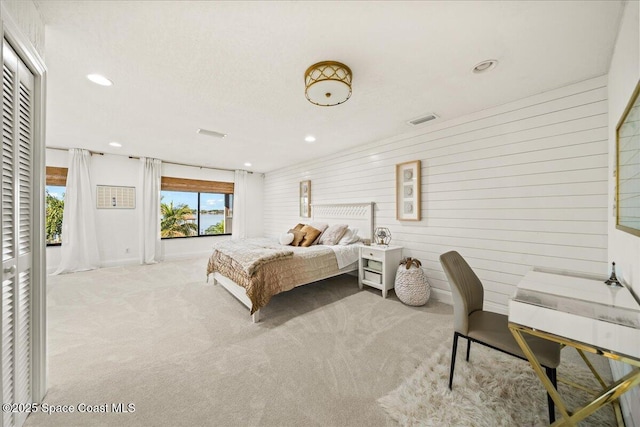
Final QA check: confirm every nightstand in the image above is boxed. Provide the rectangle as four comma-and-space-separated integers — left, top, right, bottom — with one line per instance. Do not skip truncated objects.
358, 245, 403, 298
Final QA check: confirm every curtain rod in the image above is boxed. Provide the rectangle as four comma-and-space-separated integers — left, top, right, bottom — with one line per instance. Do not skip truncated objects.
46, 146, 252, 174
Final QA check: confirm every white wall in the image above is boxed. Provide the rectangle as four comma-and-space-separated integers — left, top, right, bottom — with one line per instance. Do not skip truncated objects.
607, 1, 640, 425
264, 75, 609, 314
1, 0, 45, 58
45, 149, 264, 272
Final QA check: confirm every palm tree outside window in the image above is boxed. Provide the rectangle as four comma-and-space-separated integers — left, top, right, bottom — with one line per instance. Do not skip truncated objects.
160, 190, 232, 238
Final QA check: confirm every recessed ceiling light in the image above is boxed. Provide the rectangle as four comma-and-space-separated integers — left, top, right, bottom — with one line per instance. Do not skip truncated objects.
87, 74, 113, 86
244, 162, 252, 167
472, 59, 498, 74
304, 135, 316, 143
109, 142, 122, 148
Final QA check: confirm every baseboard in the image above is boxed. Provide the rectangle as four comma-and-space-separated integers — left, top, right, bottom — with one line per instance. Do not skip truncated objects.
430, 288, 452, 306
47, 252, 211, 274
100, 258, 140, 268
429, 288, 507, 315
163, 250, 211, 261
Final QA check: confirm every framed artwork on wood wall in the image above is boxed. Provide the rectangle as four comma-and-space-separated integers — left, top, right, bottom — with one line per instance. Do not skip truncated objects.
396, 160, 421, 221
300, 180, 311, 218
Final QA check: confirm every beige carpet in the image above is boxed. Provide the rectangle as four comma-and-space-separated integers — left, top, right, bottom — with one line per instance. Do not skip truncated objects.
379, 343, 615, 427
25, 256, 454, 427
24, 257, 616, 426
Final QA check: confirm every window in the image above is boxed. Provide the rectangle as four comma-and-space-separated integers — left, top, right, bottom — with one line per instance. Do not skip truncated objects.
160, 177, 234, 239
45, 167, 67, 245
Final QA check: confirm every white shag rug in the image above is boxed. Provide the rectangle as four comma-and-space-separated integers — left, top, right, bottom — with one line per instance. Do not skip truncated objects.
379, 343, 615, 427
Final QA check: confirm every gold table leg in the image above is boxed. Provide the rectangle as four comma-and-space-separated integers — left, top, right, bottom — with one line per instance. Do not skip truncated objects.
508, 323, 640, 427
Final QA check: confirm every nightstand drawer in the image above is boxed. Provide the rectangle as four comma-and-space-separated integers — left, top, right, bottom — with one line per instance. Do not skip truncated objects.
361, 249, 384, 261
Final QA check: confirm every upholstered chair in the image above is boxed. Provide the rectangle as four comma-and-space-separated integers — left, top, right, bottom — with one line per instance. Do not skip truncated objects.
439, 250, 562, 424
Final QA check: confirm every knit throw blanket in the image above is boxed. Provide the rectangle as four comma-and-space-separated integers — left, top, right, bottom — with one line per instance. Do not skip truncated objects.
212, 239, 293, 277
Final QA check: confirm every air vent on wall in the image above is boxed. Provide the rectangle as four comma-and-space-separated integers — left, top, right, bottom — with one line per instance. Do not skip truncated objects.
407, 113, 438, 126
96, 185, 136, 209
197, 128, 227, 138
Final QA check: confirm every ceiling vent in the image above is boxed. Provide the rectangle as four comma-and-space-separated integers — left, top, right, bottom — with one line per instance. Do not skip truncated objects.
197, 128, 227, 138
407, 113, 438, 126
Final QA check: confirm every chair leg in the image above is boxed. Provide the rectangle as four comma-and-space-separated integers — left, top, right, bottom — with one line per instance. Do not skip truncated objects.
466, 338, 471, 362
449, 332, 460, 390
545, 367, 557, 424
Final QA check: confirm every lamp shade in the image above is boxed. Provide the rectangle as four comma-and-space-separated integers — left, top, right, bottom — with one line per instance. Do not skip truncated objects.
304, 61, 352, 106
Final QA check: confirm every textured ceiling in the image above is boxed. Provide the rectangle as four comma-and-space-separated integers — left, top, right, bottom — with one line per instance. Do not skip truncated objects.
35, 1, 623, 173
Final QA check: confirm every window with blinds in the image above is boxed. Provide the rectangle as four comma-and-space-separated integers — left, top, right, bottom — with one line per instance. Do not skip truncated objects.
160, 177, 234, 238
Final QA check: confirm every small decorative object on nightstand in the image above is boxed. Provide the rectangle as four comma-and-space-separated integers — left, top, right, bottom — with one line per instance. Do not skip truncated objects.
374, 227, 391, 246
358, 244, 402, 298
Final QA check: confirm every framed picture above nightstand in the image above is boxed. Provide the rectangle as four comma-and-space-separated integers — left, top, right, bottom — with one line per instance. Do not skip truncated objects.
358, 245, 403, 298
396, 160, 421, 221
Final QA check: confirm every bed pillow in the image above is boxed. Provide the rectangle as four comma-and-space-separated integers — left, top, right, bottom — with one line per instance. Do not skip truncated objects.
307, 222, 328, 245
338, 227, 360, 245
292, 223, 305, 231
279, 233, 294, 245
287, 229, 306, 246
319, 224, 349, 246
299, 225, 322, 247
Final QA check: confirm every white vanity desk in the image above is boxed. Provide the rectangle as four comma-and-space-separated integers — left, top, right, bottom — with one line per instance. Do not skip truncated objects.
508, 268, 640, 426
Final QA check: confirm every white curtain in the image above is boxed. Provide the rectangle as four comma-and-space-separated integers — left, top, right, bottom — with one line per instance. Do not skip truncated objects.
54, 149, 100, 274
139, 157, 162, 264
231, 169, 248, 239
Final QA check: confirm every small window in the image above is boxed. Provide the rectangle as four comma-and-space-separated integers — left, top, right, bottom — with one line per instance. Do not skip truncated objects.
45, 167, 67, 245
160, 191, 198, 238
160, 176, 234, 239
199, 192, 233, 235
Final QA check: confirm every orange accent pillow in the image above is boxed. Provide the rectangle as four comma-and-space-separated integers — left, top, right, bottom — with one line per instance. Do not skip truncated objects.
299, 225, 322, 247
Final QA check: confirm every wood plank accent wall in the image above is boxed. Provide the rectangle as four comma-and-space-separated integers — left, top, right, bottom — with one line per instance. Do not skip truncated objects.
263, 76, 609, 312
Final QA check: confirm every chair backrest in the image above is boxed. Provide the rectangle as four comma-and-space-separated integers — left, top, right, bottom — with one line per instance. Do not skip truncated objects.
439, 251, 484, 334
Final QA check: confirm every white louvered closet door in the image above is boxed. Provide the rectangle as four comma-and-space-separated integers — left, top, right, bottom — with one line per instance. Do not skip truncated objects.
1, 40, 34, 427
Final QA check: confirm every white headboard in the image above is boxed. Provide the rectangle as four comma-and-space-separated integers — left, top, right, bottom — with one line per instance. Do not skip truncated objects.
312, 202, 375, 240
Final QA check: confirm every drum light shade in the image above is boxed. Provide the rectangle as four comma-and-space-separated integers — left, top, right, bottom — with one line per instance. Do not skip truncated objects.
304, 61, 352, 106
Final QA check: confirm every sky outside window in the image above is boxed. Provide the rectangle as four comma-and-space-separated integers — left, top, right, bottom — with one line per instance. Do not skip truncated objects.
46, 185, 65, 200
161, 191, 197, 209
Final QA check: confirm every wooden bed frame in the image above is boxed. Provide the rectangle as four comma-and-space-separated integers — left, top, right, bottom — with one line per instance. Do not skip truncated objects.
212, 202, 375, 322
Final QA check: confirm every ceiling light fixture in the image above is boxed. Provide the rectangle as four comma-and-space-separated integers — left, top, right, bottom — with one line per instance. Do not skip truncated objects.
304, 135, 316, 143
87, 74, 114, 86
244, 162, 252, 167
472, 59, 498, 74
109, 142, 122, 147
197, 128, 227, 138
304, 61, 352, 106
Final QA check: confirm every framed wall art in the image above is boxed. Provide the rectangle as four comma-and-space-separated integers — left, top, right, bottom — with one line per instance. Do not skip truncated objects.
396, 160, 421, 221
300, 180, 311, 218
616, 79, 640, 237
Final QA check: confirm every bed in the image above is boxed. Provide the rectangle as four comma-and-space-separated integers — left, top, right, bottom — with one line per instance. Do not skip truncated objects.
206, 202, 374, 322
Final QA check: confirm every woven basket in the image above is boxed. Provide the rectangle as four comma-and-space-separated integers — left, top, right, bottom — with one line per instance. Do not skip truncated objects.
394, 262, 430, 306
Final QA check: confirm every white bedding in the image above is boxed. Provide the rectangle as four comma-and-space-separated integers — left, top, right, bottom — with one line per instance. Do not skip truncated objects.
327, 243, 360, 269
